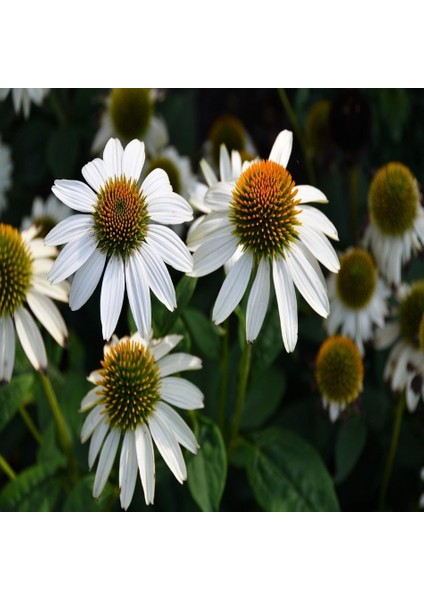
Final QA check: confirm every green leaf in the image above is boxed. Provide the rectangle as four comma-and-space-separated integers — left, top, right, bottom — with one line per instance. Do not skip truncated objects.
241, 366, 286, 430
187, 416, 227, 511
250, 304, 283, 375
0, 460, 64, 511
246, 427, 339, 511
0, 374, 34, 432
63, 476, 117, 511
155, 275, 198, 336
183, 308, 221, 360
334, 416, 367, 484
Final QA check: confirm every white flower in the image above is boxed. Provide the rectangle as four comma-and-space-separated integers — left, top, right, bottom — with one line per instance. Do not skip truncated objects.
189, 130, 340, 352
80, 331, 203, 509
0, 137, 12, 215
144, 145, 196, 200
0, 88, 49, 119
0, 223, 69, 382
326, 247, 390, 354
21, 193, 72, 233
45, 138, 193, 341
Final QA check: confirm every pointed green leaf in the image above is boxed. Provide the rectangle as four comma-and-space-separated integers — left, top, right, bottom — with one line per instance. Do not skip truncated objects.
63, 475, 117, 511
183, 308, 221, 360
334, 416, 367, 484
0, 460, 64, 511
0, 374, 34, 432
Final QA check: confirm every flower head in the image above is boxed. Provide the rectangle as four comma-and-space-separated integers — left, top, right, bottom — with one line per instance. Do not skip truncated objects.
0, 224, 68, 382
45, 138, 193, 341
80, 332, 204, 509
189, 130, 340, 352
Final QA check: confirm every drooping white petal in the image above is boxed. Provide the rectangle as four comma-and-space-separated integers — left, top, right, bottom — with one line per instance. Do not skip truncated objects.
155, 402, 199, 453
298, 205, 339, 240
285, 243, 329, 318
52, 180, 97, 213
80, 386, 103, 412
374, 322, 400, 350
269, 130, 293, 168
26, 292, 67, 347
299, 224, 340, 273
160, 377, 204, 409
200, 158, 218, 188
48, 234, 98, 284
219, 144, 232, 181
93, 428, 120, 498
102, 138, 123, 179
138, 244, 176, 311
149, 335, 182, 361
158, 353, 202, 378
69, 248, 106, 311
119, 429, 138, 510
272, 257, 298, 353
135, 423, 156, 505
147, 192, 193, 224
212, 251, 253, 324
125, 251, 151, 337
82, 157, 108, 193
31, 275, 69, 303
44, 214, 94, 247
81, 404, 104, 442
294, 184, 328, 204
88, 417, 109, 469
191, 229, 238, 277
0, 316, 15, 383
14, 307, 47, 372
147, 224, 193, 272
246, 258, 270, 342
122, 139, 145, 182
186, 213, 229, 251
204, 181, 233, 211
141, 168, 172, 197
148, 411, 187, 484
100, 256, 125, 340
329, 402, 341, 422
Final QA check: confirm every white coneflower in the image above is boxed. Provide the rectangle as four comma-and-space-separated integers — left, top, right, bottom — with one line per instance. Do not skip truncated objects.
364, 162, 424, 286
143, 145, 196, 201
205, 113, 256, 169
190, 129, 340, 352
45, 138, 193, 341
80, 332, 203, 509
0, 137, 12, 215
326, 247, 390, 354
0, 223, 68, 382
0, 88, 49, 119
315, 335, 364, 422
21, 193, 72, 236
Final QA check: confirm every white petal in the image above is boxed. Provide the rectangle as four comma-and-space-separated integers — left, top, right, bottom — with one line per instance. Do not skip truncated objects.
44, 214, 94, 247
80, 386, 102, 412
147, 224, 193, 272
186, 213, 228, 250
155, 402, 199, 453
122, 139, 145, 182
0, 316, 15, 383
148, 411, 186, 484
269, 130, 293, 168
246, 258, 270, 342
406, 383, 420, 412
149, 335, 182, 361
52, 180, 97, 213
14, 307, 47, 371
200, 158, 218, 188
100, 256, 125, 340
272, 258, 298, 352
299, 224, 340, 273
48, 234, 98, 284
88, 418, 109, 469
299, 205, 339, 240
374, 322, 400, 350
126, 252, 151, 337
329, 402, 340, 422
294, 184, 328, 204
32, 275, 69, 303
160, 377, 204, 409
102, 138, 123, 179
285, 243, 329, 318
158, 353, 202, 377
219, 144, 232, 181
191, 230, 238, 277
69, 248, 106, 310
204, 181, 233, 211
119, 429, 138, 510
135, 423, 156, 505
212, 251, 253, 324
147, 192, 193, 224
93, 429, 120, 498
142, 168, 172, 197
82, 158, 108, 193
81, 404, 104, 442
26, 292, 67, 347
138, 244, 176, 311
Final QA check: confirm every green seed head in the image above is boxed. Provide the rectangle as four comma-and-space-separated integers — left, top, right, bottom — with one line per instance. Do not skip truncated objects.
336, 248, 377, 309
0, 223, 32, 318
368, 162, 419, 236
109, 88, 154, 142
209, 114, 246, 165
305, 99, 332, 157
398, 281, 424, 348
145, 156, 182, 195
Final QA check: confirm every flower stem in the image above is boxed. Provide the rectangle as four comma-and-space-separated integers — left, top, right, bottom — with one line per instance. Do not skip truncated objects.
378, 391, 406, 510
39, 371, 78, 483
229, 340, 252, 452
19, 406, 43, 445
277, 88, 316, 186
0, 454, 16, 480
218, 319, 230, 436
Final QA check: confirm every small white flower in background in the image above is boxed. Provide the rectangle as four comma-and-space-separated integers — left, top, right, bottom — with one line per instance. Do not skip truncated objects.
363, 162, 424, 286
92, 88, 168, 157
189, 130, 340, 352
143, 145, 196, 200
45, 138, 193, 341
0, 137, 12, 215
21, 193, 72, 235
80, 331, 203, 509
374, 281, 424, 411
0, 88, 49, 119
203, 113, 257, 171
0, 223, 69, 382
326, 247, 390, 354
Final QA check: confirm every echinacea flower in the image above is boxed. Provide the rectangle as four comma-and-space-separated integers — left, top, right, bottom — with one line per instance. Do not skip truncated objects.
0, 137, 12, 215
144, 145, 196, 200
0, 223, 68, 382
190, 129, 340, 352
80, 332, 203, 509
45, 138, 193, 341
0, 88, 49, 119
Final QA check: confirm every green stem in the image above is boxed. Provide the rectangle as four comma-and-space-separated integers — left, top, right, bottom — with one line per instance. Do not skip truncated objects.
277, 88, 316, 186
39, 371, 78, 483
229, 340, 252, 453
0, 454, 16, 480
378, 391, 406, 510
348, 163, 360, 244
19, 406, 43, 445
218, 319, 230, 436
